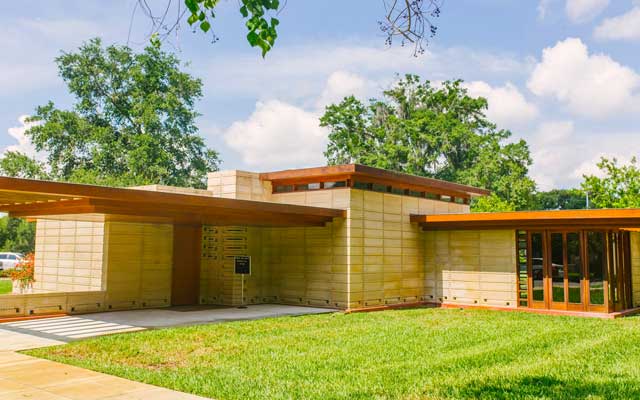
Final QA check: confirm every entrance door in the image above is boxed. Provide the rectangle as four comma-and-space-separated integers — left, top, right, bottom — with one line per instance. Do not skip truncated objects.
518, 229, 633, 313
171, 224, 202, 306
548, 231, 584, 311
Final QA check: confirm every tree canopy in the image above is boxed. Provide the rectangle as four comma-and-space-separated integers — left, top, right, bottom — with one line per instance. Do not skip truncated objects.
23, 38, 219, 188
581, 157, 640, 209
0, 217, 35, 255
320, 75, 536, 211
530, 188, 586, 210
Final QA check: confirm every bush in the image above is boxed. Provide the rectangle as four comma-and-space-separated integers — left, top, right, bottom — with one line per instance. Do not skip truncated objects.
9, 253, 35, 291
0, 268, 12, 278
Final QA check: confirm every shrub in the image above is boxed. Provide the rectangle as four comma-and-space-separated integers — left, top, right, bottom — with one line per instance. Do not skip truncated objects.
9, 253, 35, 291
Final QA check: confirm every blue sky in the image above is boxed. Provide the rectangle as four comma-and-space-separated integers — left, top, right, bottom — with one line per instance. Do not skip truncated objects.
1, 0, 640, 190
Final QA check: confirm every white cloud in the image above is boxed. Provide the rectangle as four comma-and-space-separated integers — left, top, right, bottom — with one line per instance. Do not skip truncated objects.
528, 120, 640, 189
315, 71, 369, 109
223, 101, 328, 170
463, 81, 538, 129
527, 38, 640, 118
199, 43, 532, 105
565, 0, 610, 23
538, 0, 555, 19
594, 6, 640, 41
2, 115, 44, 160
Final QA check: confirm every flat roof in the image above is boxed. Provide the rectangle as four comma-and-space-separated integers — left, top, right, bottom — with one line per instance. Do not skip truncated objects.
260, 164, 490, 198
0, 176, 345, 227
411, 209, 640, 230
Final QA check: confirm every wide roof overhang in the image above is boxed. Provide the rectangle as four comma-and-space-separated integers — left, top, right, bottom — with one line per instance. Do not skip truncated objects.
411, 209, 640, 231
0, 176, 345, 227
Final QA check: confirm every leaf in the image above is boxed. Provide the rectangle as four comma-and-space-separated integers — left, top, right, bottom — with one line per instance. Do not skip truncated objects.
246, 31, 260, 46
240, 5, 248, 17
200, 21, 211, 32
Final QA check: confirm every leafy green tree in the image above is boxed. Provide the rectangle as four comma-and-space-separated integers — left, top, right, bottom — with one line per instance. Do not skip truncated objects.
0, 217, 35, 254
320, 75, 536, 210
531, 189, 586, 210
581, 157, 640, 208
25, 38, 219, 188
0, 151, 48, 180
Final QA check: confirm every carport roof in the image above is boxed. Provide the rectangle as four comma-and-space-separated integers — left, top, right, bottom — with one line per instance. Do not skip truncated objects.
0, 176, 345, 227
410, 209, 640, 230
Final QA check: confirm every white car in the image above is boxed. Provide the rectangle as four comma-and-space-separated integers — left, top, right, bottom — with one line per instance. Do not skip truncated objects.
0, 253, 23, 270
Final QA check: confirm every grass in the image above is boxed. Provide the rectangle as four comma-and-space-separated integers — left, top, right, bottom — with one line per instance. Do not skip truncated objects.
0, 279, 12, 294
25, 308, 640, 400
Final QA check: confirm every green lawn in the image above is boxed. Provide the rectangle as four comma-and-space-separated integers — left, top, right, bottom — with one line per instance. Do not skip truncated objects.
0, 279, 12, 294
25, 308, 640, 400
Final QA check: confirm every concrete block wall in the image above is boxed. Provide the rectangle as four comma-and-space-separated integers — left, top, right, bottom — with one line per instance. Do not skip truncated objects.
207, 170, 272, 201
200, 226, 272, 306
425, 229, 517, 308
33, 219, 104, 293
103, 221, 173, 311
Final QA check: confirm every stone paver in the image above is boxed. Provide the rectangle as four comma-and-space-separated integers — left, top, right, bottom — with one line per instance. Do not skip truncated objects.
0, 351, 208, 399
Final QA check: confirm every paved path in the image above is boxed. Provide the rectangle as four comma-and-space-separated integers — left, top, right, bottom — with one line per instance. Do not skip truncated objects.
0, 351, 208, 399
1, 316, 144, 342
0, 304, 334, 347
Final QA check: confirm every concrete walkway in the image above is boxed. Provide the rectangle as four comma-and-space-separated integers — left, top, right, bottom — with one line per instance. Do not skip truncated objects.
0, 304, 334, 345
0, 351, 208, 399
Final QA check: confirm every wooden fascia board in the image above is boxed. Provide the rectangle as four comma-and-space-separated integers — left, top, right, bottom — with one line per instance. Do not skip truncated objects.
0, 176, 345, 219
411, 211, 640, 231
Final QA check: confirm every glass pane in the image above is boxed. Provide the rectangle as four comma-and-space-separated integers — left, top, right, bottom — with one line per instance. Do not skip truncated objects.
517, 231, 528, 305
610, 233, 619, 303
551, 233, 565, 302
531, 233, 545, 302
587, 232, 605, 305
567, 232, 582, 304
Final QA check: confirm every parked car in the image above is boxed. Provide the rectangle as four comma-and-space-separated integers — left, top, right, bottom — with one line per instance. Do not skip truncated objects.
0, 253, 23, 270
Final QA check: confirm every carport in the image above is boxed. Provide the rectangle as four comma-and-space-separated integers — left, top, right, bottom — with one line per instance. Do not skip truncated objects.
0, 176, 346, 317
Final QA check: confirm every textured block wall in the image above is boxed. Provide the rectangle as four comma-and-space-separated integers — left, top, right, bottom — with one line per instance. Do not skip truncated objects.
103, 221, 173, 310
201, 226, 271, 306
425, 229, 516, 308
262, 189, 350, 308
207, 170, 272, 201
631, 232, 640, 307
349, 190, 465, 309
33, 219, 105, 293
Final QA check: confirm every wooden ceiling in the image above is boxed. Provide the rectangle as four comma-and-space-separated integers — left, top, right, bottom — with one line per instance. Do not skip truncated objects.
0, 176, 345, 227
411, 209, 640, 230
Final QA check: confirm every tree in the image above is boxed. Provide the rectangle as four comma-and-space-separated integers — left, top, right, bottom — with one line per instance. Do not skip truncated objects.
0, 217, 35, 254
581, 157, 640, 208
26, 38, 219, 188
531, 189, 586, 210
0, 151, 48, 180
137, 0, 443, 57
320, 75, 536, 211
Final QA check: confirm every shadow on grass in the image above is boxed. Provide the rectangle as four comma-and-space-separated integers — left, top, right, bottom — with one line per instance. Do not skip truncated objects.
449, 375, 640, 399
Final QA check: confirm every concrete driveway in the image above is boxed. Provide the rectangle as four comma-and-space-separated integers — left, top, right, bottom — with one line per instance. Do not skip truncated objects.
0, 304, 335, 350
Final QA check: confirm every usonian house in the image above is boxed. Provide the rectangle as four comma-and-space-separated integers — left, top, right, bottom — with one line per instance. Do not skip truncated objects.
1, 164, 640, 319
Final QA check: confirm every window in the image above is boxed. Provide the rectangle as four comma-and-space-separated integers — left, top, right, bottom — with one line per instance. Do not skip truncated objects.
308, 183, 321, 190
295, 184, 309, 191
0, 255, 7, 260
371, 183, 388, 193
274, 185, 293, 193
324, 181, 346, 189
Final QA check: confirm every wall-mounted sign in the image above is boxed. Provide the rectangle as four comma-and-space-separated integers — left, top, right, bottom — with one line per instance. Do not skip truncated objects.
234, 256, 251, 275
